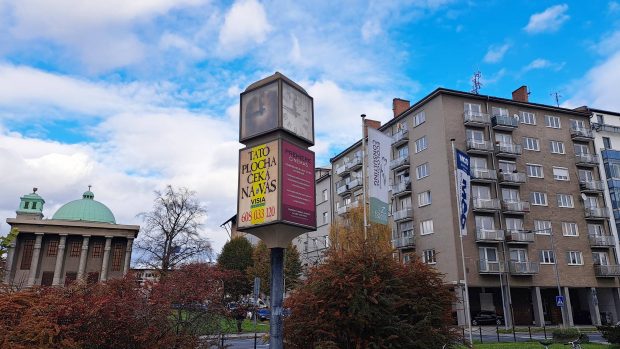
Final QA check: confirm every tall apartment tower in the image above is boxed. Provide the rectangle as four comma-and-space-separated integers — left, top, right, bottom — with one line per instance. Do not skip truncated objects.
330, 87, 620, 327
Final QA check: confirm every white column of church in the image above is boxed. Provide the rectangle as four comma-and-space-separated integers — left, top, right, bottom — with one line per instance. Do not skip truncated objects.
26, 233, 44, 287
77, 235, 90, 280
122, 237, 134, 276
2, 240, 16, 284
100, 236, 113, 281
52, 234, 67, 286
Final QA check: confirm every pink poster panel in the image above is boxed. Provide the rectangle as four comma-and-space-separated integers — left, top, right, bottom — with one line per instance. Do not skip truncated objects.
281, 141, 316, 228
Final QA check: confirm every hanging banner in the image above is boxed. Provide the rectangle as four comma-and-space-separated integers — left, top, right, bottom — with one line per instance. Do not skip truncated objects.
455, 149, 471, 236
367, 128, 391, 225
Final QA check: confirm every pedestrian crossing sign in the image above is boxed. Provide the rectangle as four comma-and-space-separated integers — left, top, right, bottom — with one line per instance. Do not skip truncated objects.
556, 295, 565, 307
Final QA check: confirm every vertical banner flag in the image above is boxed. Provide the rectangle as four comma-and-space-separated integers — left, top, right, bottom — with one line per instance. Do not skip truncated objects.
367, 128, 391, 225
455, 149, 471, 236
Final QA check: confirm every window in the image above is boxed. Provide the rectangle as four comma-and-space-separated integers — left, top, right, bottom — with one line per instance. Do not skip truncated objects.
523, 137, 540, 151
471, 157, 488, 169
418, 191, 432, 207
413, 111, 426, 127
471, 185, 491, 199
403, 254, 411, 264
593, 251, 610, 266
531, 192, 548, 206
466, 129, 485, 143
588, 224, 604, 236
557, 194, 574, 208
322, 212, 328, 224
498, 160, 517, 173
491, 107, 508, 117
111, 243, 124, 271
92, 241, 103, 258
550, 141, 565, 154
416, 163, 429, 179
396, 145, 408, 158
562, 222, 579, 236
567, 251, 583, 265
420, 219, 434, 235
47, 240, 59, 257
579, 169, 594, 182
70, 241, 81, 257
553, 167, 569, 181
495, 133, 513, 145
464, 103, 482, 115
20, 239, 35, 270
584, 195, 599, 208
574, 143, 589, 155
423, 249, 436, 264
322, 189, 328, 202
505, 217, 524, 231
527, 164, 544, 178
597, 114, 604, 124
479, 247, 499, 263
400, 221, 414, 236
415, 136, 427, 153
24, 202, 30, 209
534, 220, 552, 235
545, 115, 561, 128
540, 250, 556, 264
475, 215, 495, 230
510, 248, 528, 262
501, 188, 520, 202
604, 137, 612, 149
520, 111, 536, 125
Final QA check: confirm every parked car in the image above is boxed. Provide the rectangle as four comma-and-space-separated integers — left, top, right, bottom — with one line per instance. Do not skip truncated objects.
257, 308, 270, 321
471, 311, 503, 325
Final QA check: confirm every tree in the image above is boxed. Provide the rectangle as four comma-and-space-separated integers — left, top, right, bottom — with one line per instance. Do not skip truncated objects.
0, 227, 18, 280
136, 186, 211, 271
284, 244, 302, 291
246, 241, 302, 296
283, 207, 460, 349
218, 237, 253, 272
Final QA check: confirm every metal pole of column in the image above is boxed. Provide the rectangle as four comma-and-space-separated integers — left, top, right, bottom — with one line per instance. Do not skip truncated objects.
361, 114, 368, 240
450, 139, 473, 346
269, 247, 284, 349
549, 229, 566, 328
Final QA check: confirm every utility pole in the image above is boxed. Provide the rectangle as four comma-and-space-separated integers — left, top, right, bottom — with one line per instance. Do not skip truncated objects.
550, 91, 562, 107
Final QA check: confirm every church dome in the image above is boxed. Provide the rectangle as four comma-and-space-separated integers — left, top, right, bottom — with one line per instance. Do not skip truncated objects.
52, 190, 116, 224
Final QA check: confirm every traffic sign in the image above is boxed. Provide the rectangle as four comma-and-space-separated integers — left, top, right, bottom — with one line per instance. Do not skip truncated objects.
556, 295, 565, 307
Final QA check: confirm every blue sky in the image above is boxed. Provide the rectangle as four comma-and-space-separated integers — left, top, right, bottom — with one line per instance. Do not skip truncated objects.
0, 0, 619, 254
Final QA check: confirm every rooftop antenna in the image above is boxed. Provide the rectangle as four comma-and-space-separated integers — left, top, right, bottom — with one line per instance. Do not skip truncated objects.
471, 71, 482, 94
550, 91, 562, 107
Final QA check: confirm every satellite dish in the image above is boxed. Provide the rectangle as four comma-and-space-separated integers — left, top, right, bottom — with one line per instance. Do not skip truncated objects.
513, 114, 519, 118
581, 193, 588, 201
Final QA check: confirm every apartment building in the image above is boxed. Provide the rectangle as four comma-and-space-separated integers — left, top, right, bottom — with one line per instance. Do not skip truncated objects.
330, 87, 620, 327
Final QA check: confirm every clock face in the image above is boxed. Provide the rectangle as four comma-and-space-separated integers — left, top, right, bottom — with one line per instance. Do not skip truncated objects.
282, 82, 313, 142
241, 82, 279, 140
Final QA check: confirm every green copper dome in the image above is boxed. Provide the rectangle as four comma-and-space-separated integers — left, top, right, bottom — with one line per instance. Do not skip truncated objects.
52, 190, 116, 224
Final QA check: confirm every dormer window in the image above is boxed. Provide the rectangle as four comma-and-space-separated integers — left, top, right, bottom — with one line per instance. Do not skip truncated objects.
24, 202, 30, 209
31, 202, 36, 209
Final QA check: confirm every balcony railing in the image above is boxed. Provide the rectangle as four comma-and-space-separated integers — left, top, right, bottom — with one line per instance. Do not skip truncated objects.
336, 205, 347, 215
463, 111, 491, 126
509, 261, 539, 275
594, 265, 620, 277
585, 207, 610, 220
588, 234, 615, 247
346, 154, 363, 171
390, 155, 410, 171
347, 176, 363, 191
466, 139, 494, 153
475, 229, 504, 242
471, 168, 497, 182
495, 143, 522, 157
575, 153, 600, 167
392, 129, 409, 147
336, 180, 348, 195
479, 260, 505, 274
392, 235, 415, 249
501, 200, 530, 214
393, 208, 413, 221
392, 179, 412, 196
505, 230, 534, 243
472, 198, 500, 211
492, 115, 519, 130
579, 180, 605, 193
335, 164, 347, 176
336, 201, 359, 216
570, 127, 594, 141
498, 171, 526, 185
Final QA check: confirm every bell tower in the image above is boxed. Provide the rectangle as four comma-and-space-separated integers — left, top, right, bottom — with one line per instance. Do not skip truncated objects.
16, 187, 45, 220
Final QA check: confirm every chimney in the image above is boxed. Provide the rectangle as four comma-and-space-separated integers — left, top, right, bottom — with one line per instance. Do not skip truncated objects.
512, 86, 529, 103
363, 118, 381, 138
393, 98, 411, 118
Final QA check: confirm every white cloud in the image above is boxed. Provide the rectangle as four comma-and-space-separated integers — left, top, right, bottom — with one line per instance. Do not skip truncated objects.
483, 43, 511, 63
594, 30, 620, 55
522, 58, 565, 72
609, 1, 620, 13
524, 4, 570, 34
159, 32, 206, 60
361, 20, 382, 41
564, 51, 620, 110
218, 0, 272, 57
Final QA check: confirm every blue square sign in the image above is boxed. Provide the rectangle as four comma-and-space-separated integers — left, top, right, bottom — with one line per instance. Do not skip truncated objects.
556, 295, 565, 307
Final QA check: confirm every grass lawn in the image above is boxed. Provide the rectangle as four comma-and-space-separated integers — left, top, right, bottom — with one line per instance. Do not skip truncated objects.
219, 318, 270, 334
456, 342, 616, 348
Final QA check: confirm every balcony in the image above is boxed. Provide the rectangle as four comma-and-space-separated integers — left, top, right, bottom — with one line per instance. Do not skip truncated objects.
336, 205, 347, 215
580, 180, 605, 193
466, 139, 494, 154
393, 207, 413, 222
509, 261, 539, 275
336, 179, 348, 196
390, 155, 410, 171
585, 207, 609, 220
472, 198, 501, 212
498, 171, 526, 186
595, 265, 620, 277
501, 200, 530, 214
478, 260, 505, 274
491, 115, 519, 131
588, 234, 615, 248
570, 127, 594, 142
392, 179, 412, 197
575, 153, 600, 167
494, 143, 522, 158
463, 111, 491, 127
470, 168, 497, 183
392, 129, 409, 147
347, 176, 363, 192
504, 230, 534, 244
335, 164, 348, 176
346, 154, 363, 171
336, 200, 359, 216
392, 235, 415, 250
475, 229, 504, 243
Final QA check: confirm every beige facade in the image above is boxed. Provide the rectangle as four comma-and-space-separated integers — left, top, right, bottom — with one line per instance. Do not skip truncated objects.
330, 87, 620, 327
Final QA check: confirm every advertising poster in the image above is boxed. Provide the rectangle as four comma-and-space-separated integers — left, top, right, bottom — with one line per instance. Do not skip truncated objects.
281, 140, 316, 228
367, 128, 391, 225
238, 140, 279, 228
